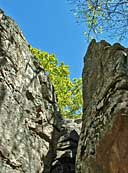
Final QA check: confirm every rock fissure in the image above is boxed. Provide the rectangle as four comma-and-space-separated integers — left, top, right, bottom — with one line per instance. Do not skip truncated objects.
1, 8, 128, 173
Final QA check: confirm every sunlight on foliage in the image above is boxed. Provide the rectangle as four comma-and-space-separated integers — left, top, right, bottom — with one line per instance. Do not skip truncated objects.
30, 47, 83, 119
68, 0, 128, 41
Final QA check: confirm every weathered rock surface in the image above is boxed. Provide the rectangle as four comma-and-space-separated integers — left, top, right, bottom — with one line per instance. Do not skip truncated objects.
0, 9, 81, 173
76, 39, 128, 173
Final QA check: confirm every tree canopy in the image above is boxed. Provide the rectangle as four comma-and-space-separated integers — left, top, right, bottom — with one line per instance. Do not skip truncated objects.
68, 0, 128, 40
30, 47, 82, 119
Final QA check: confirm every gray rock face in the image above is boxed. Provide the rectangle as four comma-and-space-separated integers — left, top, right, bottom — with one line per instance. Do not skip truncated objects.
76, 40, 128, 173
0, 8, 61, 173
0, 9, 81, 173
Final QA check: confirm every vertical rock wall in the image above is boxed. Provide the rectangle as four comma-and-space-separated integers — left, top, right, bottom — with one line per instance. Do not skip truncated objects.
76, 40, 128, 173
0, 8, 61, 173
0, 9, 81, 173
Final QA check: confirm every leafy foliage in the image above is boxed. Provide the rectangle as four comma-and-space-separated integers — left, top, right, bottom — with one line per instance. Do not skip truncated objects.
68, 0, 128, 41
30, 47, 82, 118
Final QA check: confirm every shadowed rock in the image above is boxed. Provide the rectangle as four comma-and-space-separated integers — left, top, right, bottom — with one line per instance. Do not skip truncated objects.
51, 119, 81, 173
76, 39, 128, 173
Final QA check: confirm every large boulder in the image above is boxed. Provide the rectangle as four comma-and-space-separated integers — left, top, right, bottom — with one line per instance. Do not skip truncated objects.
0, 9, 81, 173
76, 40, 128, 173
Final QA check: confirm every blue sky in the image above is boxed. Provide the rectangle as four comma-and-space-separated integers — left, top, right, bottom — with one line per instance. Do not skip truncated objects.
1, 0, 87, 79
0, 0, 127, 79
